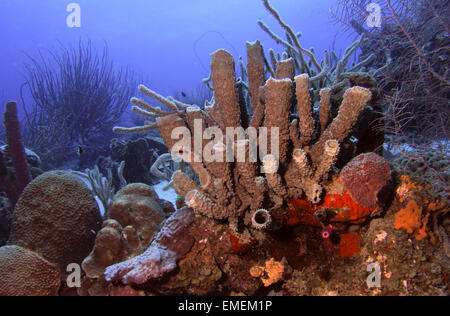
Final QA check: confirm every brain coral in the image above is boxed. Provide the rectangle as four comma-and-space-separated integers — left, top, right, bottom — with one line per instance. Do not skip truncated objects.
0, 245, 61, 296
8, 170, 102, 274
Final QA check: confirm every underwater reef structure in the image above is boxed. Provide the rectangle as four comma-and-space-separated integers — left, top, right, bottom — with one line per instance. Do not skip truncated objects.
79, 184, 181, 295
0, 101, 35, 246
108, 136, 167, 185
104, 206, 194, 285
114, 43, 385, 235
104, 0, 406, 294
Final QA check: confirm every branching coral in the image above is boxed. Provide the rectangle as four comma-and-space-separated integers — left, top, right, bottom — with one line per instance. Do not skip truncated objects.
257, 0, 376, 88
72, 165, 116, 214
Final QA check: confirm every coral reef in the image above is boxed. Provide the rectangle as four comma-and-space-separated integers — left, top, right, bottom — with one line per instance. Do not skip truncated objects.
331, 0, 449, 204
8, 171, 102, 275
107, 183, 170, 246
0, 0, 446, 298
391, 148, 449, 201
72, 165, 116, 214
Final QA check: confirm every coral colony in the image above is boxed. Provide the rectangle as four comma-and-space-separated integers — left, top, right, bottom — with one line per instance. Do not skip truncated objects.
0, 0, 448, 297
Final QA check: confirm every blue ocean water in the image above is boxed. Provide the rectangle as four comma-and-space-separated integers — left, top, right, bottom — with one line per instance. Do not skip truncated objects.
0, 0, 350, 112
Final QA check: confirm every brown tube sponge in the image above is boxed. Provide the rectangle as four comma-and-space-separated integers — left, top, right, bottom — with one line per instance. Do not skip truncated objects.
310, 86, 372, 164
276, 58, 295, 80
319, 88, 331, 132
170, 170, 203, 197
156, 113, 187, 154
295, 74, 314, 145
251, 176, 268, 210
314, 139, 340, 182
211, 49, 241, 130
263, 155, 288, 198
234, 139, 258, 189
250, 86, 266, 128
246, 40, 266, 111
185, 189, 225, 220
264, 78, 292, 166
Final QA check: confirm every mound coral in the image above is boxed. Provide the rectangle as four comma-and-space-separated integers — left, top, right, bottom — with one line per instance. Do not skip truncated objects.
82, 219, 138, 279
8, 170, 102, 274
107, 183, 169, 246
0, 245, 60, 296
82, 183, 169, 279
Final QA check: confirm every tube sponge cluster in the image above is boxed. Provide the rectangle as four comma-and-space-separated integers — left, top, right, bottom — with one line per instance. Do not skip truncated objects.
114, 41, 373, 232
